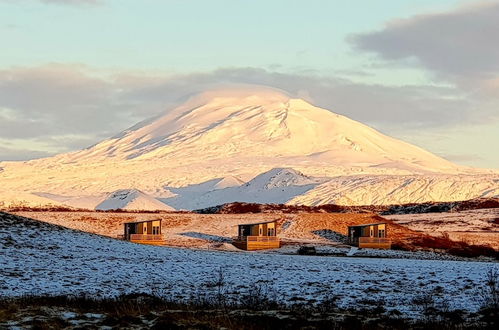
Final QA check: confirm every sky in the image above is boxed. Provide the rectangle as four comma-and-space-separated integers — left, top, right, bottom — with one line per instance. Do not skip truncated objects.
0, 0, 498, 168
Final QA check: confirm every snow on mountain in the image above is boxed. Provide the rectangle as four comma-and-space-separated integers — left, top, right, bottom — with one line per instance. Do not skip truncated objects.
59, 86, 461, 174
33, 192, 108, 210
95, 189, 174, 211
289, 175, 499, 206
166, 176, 244, 194
244, 168, 327, 189
0, 192, 66, 209
214, 176, 246, 190
0, 85, 497, 209
162, 168, 330, 210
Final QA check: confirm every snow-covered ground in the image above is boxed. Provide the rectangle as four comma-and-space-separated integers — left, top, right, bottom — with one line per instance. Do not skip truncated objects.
386, 208, 499, 248
1, 212, 496, 317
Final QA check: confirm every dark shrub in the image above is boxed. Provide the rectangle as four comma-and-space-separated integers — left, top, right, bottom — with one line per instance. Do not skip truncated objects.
298, 246, 317, 255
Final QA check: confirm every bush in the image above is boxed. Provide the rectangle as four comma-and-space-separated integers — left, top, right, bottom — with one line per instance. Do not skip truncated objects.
408, 234, 498, 259
448, 245, 498, 259
478, 268, 499, 328
298, 246, 317, 255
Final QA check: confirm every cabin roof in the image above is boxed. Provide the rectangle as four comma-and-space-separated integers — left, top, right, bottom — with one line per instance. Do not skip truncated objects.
347, 222, 386, 228
124, 219, 162, 225
237, 220, 278, 227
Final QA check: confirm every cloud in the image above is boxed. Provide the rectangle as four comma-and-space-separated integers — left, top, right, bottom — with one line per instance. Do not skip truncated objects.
0, 65, 137, 140
115, 67, 477, 128
440, 153, 483, 163
0, 144, 53, 161
350, 2, 499, 79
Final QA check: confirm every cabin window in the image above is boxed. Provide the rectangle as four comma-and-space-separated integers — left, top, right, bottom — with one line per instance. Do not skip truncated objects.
267, 228, 274, 236
152, 226, 160, 235
259, 227, 263, 236
370, 229, 374, 237
378, 229, 385, 238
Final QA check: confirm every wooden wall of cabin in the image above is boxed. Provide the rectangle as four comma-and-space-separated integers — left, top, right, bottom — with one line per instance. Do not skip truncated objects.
266, 222, 276, 236
250, 225, 260, 236
152, 220, 161, 235
360, 224, 386, 238
377, 224, 386, 237
137, 221, 154, 235
248, 222, 276, 236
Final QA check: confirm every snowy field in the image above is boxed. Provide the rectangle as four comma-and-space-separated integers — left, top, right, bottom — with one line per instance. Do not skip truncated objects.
1, 212, 497, 318
386, 208, 499, 248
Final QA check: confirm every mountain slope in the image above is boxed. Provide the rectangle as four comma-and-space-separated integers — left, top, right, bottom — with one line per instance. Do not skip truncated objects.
162, 168, 328, 210
0, 85, 496, 208
59, 86, 460, 174
95, 189, 174, 211
289, 175, 499, 206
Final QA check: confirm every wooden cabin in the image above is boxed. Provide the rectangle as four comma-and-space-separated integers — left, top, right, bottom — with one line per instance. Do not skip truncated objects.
347, 222, 391, 249
123, 219, 164, 245
232, 220, 280, 251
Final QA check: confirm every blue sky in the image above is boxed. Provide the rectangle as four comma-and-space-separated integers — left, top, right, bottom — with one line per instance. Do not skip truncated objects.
0, 0, 498, 168
0, 0, 470, 72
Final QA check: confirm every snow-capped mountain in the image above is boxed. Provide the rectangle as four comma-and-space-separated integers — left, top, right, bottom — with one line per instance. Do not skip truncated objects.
95, 189, 174, 211
0, 85, 497, 209
56, 86, 460, 174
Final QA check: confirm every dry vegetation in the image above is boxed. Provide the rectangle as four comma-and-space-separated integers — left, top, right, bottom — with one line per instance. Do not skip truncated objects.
386, 208, 499, 251
12, 210, 418, 248
1, 269, 498, 329
11, 209, 498, 259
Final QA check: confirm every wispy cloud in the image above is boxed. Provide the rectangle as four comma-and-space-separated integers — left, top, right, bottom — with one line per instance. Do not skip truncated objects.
0, 144, 53, 161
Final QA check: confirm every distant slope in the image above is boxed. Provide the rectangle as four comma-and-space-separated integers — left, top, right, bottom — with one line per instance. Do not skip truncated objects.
194, 198, 499, 215
161, 168, 328, 210
289, 174, 499, 206
95, 189, 175, 211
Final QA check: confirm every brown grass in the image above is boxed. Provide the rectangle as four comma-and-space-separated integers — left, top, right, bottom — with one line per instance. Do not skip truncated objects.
12, 210, 420, 249
10, 210, 497, 258
1, 292, 493, 329
402, 233, 498, 259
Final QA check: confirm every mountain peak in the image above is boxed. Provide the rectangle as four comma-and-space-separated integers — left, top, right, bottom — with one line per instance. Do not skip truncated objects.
57, 85, 459, 175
